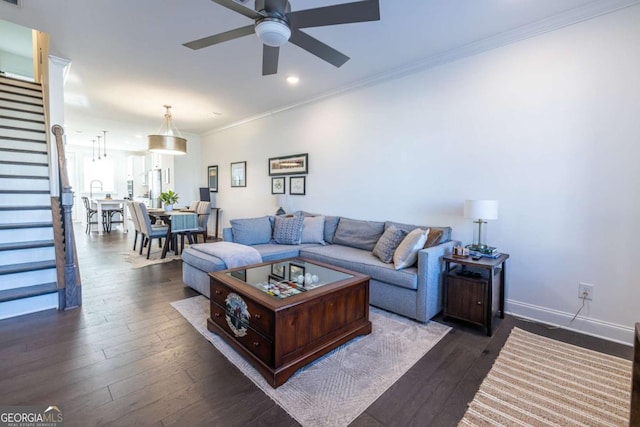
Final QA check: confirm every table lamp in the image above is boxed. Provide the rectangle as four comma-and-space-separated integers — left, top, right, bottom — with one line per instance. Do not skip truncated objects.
464, 200, 499, 251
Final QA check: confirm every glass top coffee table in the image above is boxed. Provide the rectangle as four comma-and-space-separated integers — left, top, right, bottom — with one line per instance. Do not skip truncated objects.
208, 257, 372, 388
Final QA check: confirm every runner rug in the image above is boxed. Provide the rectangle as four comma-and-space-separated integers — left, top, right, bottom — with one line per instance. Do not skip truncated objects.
460, 327, 632, 426
171, 295, 451, 427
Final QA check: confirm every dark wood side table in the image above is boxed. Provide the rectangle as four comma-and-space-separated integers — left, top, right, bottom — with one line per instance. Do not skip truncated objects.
442, 253, 509, 336
208, 207, 221, 241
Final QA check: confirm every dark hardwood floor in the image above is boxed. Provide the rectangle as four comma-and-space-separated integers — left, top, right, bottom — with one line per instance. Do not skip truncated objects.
0, 225, 632, 426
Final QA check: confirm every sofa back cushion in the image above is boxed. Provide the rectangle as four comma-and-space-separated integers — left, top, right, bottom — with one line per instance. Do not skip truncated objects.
323, 216, 340, 244
230, 216, 273, 245
385, 221, 452, 244
273, 214, 304, 245
333, 218, 385, 251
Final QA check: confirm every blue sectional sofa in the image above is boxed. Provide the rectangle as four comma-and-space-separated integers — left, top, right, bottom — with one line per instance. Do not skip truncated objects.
181, 213, 456, 323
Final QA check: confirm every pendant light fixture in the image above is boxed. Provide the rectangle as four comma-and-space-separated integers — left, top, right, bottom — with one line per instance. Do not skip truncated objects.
92, 139, 96, 162
102, 130, 107, 157
97, 135, 102, 160
148, 105, 187, 155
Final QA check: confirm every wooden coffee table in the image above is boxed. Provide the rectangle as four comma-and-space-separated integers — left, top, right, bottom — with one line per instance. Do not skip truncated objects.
207, 258, 371, 388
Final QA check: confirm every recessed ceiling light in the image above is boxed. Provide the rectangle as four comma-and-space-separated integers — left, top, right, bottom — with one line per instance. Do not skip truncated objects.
286, 76, 299, 85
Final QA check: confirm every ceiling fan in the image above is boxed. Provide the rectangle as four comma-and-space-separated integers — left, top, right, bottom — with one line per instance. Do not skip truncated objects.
183, 0, 380, 75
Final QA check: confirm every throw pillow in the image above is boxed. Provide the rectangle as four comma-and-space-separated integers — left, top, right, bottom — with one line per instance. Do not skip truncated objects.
424, 228, 443, 248
323, 216, 340, 244
230, 216, 273, 245
333, 218, 385, 251
273, 214, 304, 245
372, 225, 406, 264
393, 228, 429, 270
301, 215, 326, 244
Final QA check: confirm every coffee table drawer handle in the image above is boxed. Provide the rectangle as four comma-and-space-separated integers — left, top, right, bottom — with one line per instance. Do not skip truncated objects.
214, 290, 222, 295
214, 312, 221, 318
253, 341, 260, 347
255, 314, 261, 319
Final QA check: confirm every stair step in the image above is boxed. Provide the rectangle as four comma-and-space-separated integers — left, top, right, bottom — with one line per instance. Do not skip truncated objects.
0, 189, 50, 194
0, 222, 53, 230
0, 146, 48, 155
0, 260, 56, 275
0, 114, 45, 125
0, 99, 44, 114
0, 106, 45, 120
0, 76, 41, 92
0, 163, 49, 177
0, 240, 54, 252
0, 124, 46, 134
0, 282, 58, 304
0, 209, 53, 223
0, 94, 43, 107
0, 88, 42, 101
0, 174, 49, 180
0, 177, 50, 191
0, 135, 46, 144
0, 227, 54, 243
0, 205, 51, 211
0, 160, 48, 167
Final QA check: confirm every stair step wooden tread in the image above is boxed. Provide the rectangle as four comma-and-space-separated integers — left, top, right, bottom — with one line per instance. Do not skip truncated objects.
0, 205, 51, 211
0, 282, 57, 303
0, 222, 53, 230
0, 240, 55, 251
0, 260, 56, 275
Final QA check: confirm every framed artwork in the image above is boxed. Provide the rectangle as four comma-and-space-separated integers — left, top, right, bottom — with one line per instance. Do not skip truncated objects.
289, 176, 306, 195
208, 165, 218, 192
271, 262, 285, 279
231, 161, 246, 187
268, 153, 308, 176
271, 177, 286, 194
289, 263, 305, 280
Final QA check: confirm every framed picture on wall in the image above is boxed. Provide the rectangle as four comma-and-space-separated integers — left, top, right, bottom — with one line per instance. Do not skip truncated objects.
268, 153, 308, 176
208, 165, 218, 192
231, 161, 246, 187
271, 177, 286, 194
289, 176, 306, 195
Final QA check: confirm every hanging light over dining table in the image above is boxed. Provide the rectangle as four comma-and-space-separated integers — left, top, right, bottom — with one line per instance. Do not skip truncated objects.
148, 105, 187, 155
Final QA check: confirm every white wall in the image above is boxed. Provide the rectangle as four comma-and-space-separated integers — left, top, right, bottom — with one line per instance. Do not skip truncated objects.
173, 132, 202, 207
199, 6, 640, 344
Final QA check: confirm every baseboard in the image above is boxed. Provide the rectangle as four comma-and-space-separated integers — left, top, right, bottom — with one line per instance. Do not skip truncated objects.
506, 299, 634, 346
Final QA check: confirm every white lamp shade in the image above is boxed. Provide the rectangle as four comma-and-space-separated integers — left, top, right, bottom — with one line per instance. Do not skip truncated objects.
255, 19, 291, 47
464, 200, 499, 220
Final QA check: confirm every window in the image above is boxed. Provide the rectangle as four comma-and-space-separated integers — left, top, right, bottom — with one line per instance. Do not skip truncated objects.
83, 157, 114, 192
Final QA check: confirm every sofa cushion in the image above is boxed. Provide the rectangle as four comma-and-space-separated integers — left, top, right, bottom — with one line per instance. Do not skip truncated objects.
301, 215, 326, 244
385, 221, 452, 244
250, 243, 312, 261
324, 216, 340, 244
393, 228, 429, 270
300, 245, 418, 290
231, 216, 273, 245
372, 225, 406, 264
181, 246, 226, 272
333, 218, 385, 251
273, 214, 304, 245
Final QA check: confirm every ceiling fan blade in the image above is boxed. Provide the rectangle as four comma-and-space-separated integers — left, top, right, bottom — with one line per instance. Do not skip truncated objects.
289, 29, 349, 68
211, 0, 265, 19
262, 45, 280, 75
183, 25, 255, 50
287, 0, 379, 29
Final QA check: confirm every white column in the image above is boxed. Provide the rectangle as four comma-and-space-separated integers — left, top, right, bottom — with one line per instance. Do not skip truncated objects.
47, 55, 71, 197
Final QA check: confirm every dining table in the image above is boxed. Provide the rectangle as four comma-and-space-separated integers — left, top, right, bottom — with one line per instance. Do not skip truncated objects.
147, 209, 198, 258
91, 198, 129, 235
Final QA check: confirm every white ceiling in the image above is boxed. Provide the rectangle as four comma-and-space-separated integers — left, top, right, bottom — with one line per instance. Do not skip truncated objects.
1, 0, 636, 151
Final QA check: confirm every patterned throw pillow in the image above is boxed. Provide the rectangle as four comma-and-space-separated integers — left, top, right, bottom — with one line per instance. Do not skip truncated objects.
273, 214, 304, 245
372, 225, 406, 264
393, 228, 429, 270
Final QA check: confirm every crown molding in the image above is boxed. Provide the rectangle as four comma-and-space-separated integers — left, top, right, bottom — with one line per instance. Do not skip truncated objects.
206, 0, 640, 136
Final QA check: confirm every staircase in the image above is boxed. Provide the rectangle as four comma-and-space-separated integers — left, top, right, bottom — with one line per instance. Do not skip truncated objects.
0, 75, 58, 319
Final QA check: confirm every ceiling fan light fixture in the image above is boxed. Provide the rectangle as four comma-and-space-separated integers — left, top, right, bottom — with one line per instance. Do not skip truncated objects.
255, 18, 291, 47
148, 105, 187, 155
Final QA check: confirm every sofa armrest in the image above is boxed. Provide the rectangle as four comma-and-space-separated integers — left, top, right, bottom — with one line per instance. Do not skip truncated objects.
415, 240, 459, 321
222, 227, 234, 242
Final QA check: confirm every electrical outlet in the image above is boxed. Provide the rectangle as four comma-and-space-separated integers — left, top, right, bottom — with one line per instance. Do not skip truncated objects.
578, 283, 594, 301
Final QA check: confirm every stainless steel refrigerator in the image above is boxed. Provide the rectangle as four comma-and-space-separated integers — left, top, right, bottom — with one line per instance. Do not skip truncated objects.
148, 169, 162, 208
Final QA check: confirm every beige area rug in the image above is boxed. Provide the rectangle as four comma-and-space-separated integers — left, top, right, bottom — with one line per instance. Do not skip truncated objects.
121, 249, 182, 268
460, 327, 632, 427
171, 295, 451, 427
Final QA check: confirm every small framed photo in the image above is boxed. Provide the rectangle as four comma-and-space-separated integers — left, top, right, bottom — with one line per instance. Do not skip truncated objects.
289, 263, 305, 280
231, 161, 246, 187
268, 153, 308, 176
230, 269, 246, 281
271, 262, 285, 279
208, 165, 218, 192
289, 176, 306, 195
271, 177, 286, 194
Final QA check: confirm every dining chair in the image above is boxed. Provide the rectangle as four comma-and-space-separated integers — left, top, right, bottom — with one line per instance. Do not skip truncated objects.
189, 201, 199, 211
127, 201, 142, 251
81, 196, 107, 234
137, 202, 169, 259
104, 204, 124, 233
